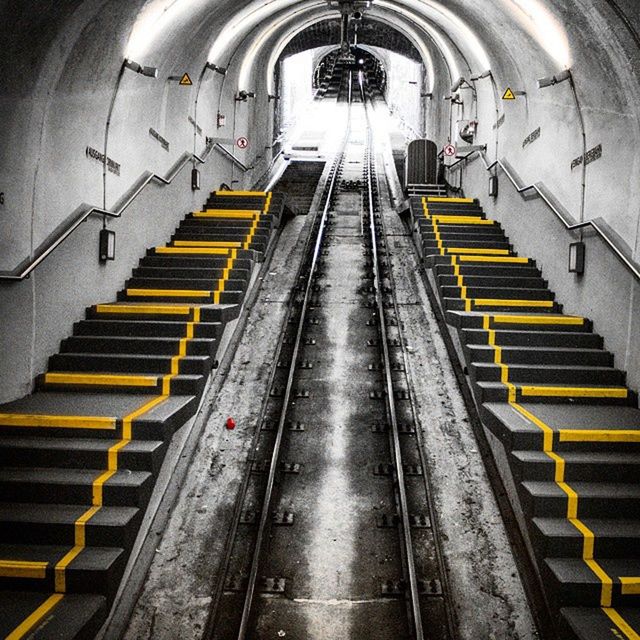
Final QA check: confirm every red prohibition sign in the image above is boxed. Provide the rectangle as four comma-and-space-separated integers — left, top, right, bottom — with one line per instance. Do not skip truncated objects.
236, 136, 249, 149
443, 143, 456, 157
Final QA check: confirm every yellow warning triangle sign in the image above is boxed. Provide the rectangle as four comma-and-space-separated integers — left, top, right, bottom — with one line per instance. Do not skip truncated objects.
502, 87, 516, 100
179, 73, 193, 86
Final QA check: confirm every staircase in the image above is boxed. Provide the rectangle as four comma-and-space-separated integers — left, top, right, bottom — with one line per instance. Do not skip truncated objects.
410, 195, 640, 639
0, 190, 282, 638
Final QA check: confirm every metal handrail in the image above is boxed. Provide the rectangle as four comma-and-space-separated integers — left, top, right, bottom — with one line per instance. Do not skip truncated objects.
445, 149, 640, 283
0, 146, 212, 282
213, 142, 252, 172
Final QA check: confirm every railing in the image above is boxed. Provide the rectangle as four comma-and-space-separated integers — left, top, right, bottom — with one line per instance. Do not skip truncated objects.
213, 143, 252, 172
445, 149, 640, 283
0, 146, 212, 282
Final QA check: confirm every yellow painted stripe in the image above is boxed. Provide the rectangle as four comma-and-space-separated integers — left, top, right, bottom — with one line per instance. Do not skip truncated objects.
559, 429, 640, 443
54, 506, 100, 592
213, 250, 237, 304
602, 608, 640, 640
458, 255, 530, 264
490, 314, 584, 326
5, 593, 64, 640
0, 414, 116, 430
0, 560, 48, 579
620, 578, 640, 595
155, 246, 233, 255
96, 304, 193, 316
44, 373, 158, 388
194, 211, 259, 219
204, 208, 262, 214
510, 401, 555, 451
126, 289, 212, 298
447, 247, 511, 255
473, 299, 554, 308
432, 216, 493, 225
426, 196, 474, 203
173, 240, 242, 248
213, 190, 267, 196
520, 386, 628, 399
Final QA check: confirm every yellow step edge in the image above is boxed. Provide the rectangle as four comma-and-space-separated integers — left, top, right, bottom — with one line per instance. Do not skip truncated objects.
126, 289, 212, 298
447, 247, 511, 255
520, 386, 629, 399
155, 246, 232, 255
473, 299, 555, 308
200, 209, 261, 216
559, 429, 640, 443
0, 414, 117, 429
619, 578, 640, 595
602, 608, 640, 640
5, 594, 64, 640
172, 240, 242, 248
427, 196, 474, 203
490, 314, 585, 325
95, 304, 193, 316
44, 373, 159, 387
458, 256, 530, 264
212, 190, 267, 196
432, 216, 494, 225
0, 560, 48, 579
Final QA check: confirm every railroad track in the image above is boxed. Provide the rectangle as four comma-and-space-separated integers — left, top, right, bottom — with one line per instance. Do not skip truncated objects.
203, 75, 455, 640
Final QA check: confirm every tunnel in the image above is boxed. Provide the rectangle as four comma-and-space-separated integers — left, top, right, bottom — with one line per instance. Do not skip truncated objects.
0, 0, 639, 638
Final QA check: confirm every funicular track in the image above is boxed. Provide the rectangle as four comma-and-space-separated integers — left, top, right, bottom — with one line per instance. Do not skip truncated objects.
203, 75, 455, 640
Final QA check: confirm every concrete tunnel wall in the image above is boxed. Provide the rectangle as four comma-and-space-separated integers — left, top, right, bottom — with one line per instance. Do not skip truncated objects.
0, 0, 638, 403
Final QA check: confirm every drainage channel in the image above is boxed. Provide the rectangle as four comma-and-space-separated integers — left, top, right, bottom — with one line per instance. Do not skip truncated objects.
203, 86, 454, 640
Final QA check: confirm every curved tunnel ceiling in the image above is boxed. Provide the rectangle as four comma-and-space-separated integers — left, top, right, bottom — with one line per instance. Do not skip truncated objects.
125, 0, 564, 96
281, 18, 423, 63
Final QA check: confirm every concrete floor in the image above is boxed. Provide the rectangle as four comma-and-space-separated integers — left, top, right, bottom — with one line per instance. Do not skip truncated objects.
122, 101, 538, 640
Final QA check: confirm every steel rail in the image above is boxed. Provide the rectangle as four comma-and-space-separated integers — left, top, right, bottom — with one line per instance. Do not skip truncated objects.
0, 147, 211, 282
362, 91, 424, 640
235, 94, 353, 640
444, 150, 640, 283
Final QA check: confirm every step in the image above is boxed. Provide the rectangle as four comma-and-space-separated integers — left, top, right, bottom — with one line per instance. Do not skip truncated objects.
468, 345, 613, 367
88, 303, 240, 324
520, 481, 640, 519
532, 518, 640, 558
0, 393, 197, 440
61, 336, 217, 357
132, 266, 248, 281
74, 319, 222, 339
124, 277, 248, 292
441, 285, 555, 301
38, 372, 206, 396
434, 264, 541, 278
481, 402, 640, 451
438, 275, 547, 289
48, 353, 211, 376
0, 467, 153, 507
545, 557, 640, 607
0, 437, 165, 473
119, 289, 244, 304
0, 543, 125, 598
139, 255, 252, 270
0, 591, 107, 640
475, 382, 633, 405
511, 450, 640, 483
448, 311, 592, 332
0, 503, 141, 548
461, 329, 603, 349
471, 362, 626, 385
561, 606, 640, 640
445, 298, 560, 313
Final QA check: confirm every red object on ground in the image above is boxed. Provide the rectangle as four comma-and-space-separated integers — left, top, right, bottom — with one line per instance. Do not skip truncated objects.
225, 417, 236, 430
